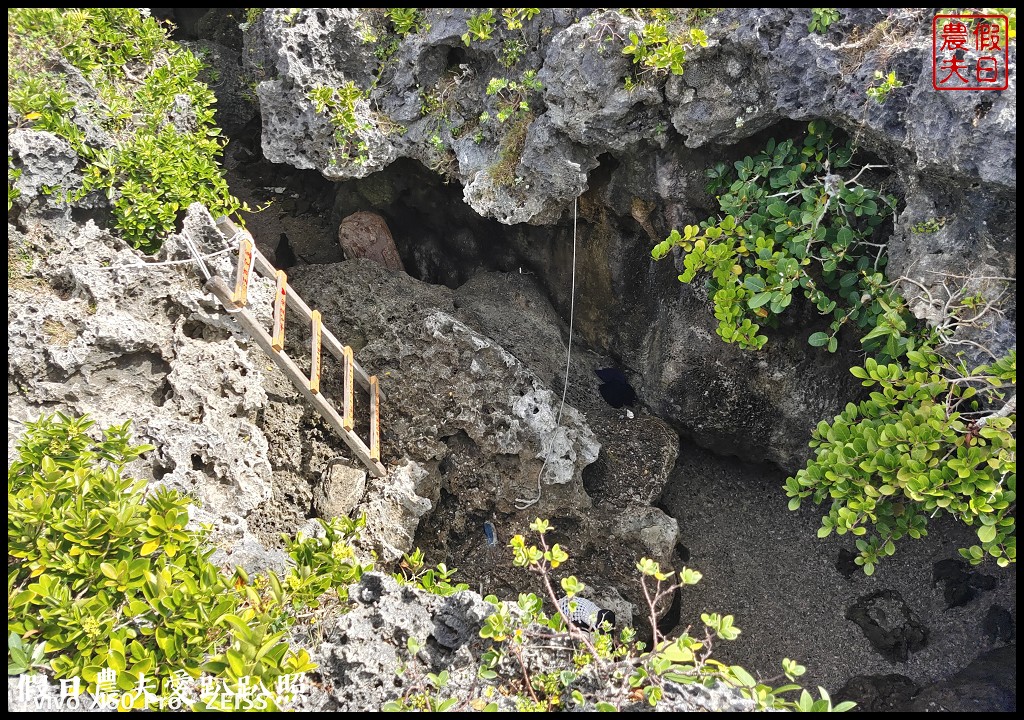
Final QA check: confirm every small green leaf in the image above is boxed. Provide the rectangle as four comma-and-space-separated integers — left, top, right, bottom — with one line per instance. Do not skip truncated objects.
730, 665, 757, 687
748, 292, 773, 309
744, 275, 767, 292
978, 524, 997, 544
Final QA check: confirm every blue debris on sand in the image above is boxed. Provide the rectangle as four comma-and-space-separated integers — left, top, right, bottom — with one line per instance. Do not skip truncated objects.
483, 521, 498, 546
595, 367, 637, 409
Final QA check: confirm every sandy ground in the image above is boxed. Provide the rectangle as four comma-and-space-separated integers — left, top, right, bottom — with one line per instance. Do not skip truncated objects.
659, 438, 1016, 695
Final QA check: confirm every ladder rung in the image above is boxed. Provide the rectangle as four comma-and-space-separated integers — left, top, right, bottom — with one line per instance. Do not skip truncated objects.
342, 346, 354, 432
231, 235, 254, 306
272, 270, 287, 352
310, 310, 322, 394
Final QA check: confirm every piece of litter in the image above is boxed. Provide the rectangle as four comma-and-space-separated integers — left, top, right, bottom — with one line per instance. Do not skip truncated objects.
557, 596, 616, 632
483, 521, 497, 546
625, 409, 634, 419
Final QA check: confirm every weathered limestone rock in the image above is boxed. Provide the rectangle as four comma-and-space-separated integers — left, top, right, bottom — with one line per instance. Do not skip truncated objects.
8, 204, 277, 570
297, 572, 759, 712
243, 8, 397, 179
539, 11, 664, 152
8, 129, 81, 203
281, 261, 682, 623
356, 459, 433, 562
312, 462, 367, 519
303, 573, 495, 711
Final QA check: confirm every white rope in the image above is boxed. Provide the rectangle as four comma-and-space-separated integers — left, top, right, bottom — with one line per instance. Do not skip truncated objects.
94, 245, 235, 271
516, 197, 578, 510
95, 228, 241, 272
558, 198, 578, 425
181, 229, 212, 282
95, 227, 248, 321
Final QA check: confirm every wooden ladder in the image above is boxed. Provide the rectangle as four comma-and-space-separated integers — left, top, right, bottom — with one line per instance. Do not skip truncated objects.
207, 217, 386, 478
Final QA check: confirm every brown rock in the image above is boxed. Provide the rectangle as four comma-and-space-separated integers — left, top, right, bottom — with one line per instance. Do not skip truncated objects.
338, 211, 405, 272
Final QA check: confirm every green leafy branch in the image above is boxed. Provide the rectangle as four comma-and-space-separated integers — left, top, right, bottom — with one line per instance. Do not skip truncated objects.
385, 8, 427, 36
622, 8, 709, 86
308, 81, 378, 167
787, 349, 1015, 574
808, 8, 840, 34
283, 515, 373, 611
502, 8, 541, 31
483, 70, 543, 124
652, 121, 903, 358
462, 8, 540, 46
866, 70, 904, 104
383, 638, 466, 711
8, 9, 246, 252
462, 9, 497, 45
472, 520, 853, 711
7, 413, 375, 709
393, 548, 469, 597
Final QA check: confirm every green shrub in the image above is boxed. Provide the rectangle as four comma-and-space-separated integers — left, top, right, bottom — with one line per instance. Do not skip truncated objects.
460, 6, 541, 46
650, 122, 1016, 574
910, 217, 946, 234
284, 515, 373, 609
385, 8, 426, 36
308, 82, 377, 167
386, 519, 854, 712
243, 8, 264, 27
653, 121, 903, 358
787, 350, 1016, 574
462, 10, 497, 46
502, 8, 541, 31
7, 413, 370, 709
622, 9, 709, 87
866, 70, 905, 104
7, 8, 245, 252
808, 8, 840, 34
9, 413, 217, 696
484, 71, 543, 124
8, 156, 23, 212
393, 548, 469, 596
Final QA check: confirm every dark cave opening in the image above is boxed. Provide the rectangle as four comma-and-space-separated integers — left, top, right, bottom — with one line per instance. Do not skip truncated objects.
333, 158, 536, 288
445, 45, 468, 71
223, 114, 560, 290
151, 7, 245, 48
